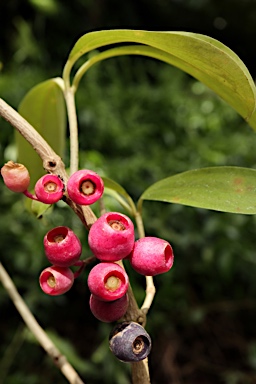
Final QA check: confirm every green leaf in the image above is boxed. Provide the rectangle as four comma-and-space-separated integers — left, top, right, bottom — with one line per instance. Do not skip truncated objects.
17, 78, 66, 187
66, 30, 256, 127
102, 176, 136, 214
139, 166, 256, 214
30, 199, 52, 219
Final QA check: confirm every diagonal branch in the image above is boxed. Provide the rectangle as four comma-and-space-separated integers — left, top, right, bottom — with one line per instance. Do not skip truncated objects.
0, 98, 66, 178
0, 98, 96, 229
0, 262, 85, 384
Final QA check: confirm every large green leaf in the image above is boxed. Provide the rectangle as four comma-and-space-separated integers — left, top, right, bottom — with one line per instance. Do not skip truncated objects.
139, 166, 256, 214
65, 30, 256, 128
17, 78, 66, 187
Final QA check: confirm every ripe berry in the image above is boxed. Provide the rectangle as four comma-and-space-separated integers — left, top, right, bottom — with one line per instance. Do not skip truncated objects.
1, 161, 30, 192
89, 293, 128, 323
88, 212, 135, 261
39, 266, 74, 295
129, 237, 174, 276
88, 263, 129, 301
35, 174, 64, 204
109, 322, 152, 362
67, 169, 104, 205
43, 226, 82, 267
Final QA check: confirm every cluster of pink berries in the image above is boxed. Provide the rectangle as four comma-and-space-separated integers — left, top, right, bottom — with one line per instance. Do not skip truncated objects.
0, 160, 104, 205
1, 161, 174, 325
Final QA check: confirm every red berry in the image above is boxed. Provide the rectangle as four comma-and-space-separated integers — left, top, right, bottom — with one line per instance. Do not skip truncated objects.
88, 212, 135, 261
39, 266, 74, 295
1, 161, 30, 192
88, 263, 129, 301
89, 294, 128, 323
67, 169, 104, 205
35, 174, 64, 204
44, 226, 82, 267
129, 237, 174, 276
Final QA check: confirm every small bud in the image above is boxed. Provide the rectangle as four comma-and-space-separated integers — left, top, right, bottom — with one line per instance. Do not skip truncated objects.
1, 161, 30, 192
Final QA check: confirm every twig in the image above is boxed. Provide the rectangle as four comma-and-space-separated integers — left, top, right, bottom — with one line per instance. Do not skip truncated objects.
63, 88, 79, 175
0, 262, 85, 384
132, 358, 150, 384
0, 98, 66, 179
134, 211, 156, 315
141, 276, 156, 315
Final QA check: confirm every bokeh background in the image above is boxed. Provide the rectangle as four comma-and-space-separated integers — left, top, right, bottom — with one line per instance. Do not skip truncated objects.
1, 1, 256, 383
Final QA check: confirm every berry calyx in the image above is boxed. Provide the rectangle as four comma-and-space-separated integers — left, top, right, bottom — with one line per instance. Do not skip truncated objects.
39, 266, 74, 295
109, 322, 152, 362
1, 161, 30, 192
89, 293, 129, 323
44, 226, 82, 267
88, 212, 135, 261
67, 169, 104, 205
35, 174, 64, 204
87, 262, 129, 301
129, 236, 174, 276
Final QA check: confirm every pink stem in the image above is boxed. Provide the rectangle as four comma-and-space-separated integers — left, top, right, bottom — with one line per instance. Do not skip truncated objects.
73, 256, 96, 279
23, 190, 38, 201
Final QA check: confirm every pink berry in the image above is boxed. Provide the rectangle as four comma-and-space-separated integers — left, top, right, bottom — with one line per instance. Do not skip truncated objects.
67, 169, 104, 205
1, 161, 30, 192
44, 226, 82, 267
35, 174, 64, 204
88, 263, 129, 301
88, 212, 135, 261
89, 294, 129, 323
129, 237, 174, 276
39, 266, 74, 295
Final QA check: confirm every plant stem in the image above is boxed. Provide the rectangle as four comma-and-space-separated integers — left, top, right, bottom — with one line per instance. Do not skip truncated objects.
64, 87, 79, 175
141, 276, 156, 315
134, 211, 145, 238
134, 211, 156, 315
0, 98, 66, 178
0, 262, 85, 384
131, 358, 150, 384
73, 256, 96, 279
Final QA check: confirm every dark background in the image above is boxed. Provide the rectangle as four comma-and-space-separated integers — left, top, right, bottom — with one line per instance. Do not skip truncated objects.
1, 1, 256, 383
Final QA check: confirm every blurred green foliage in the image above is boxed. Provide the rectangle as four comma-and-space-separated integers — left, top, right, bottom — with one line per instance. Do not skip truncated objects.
1, 1, 256, 384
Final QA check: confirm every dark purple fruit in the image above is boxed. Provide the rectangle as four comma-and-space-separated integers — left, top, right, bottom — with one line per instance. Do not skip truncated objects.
109, 321, 152, 362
